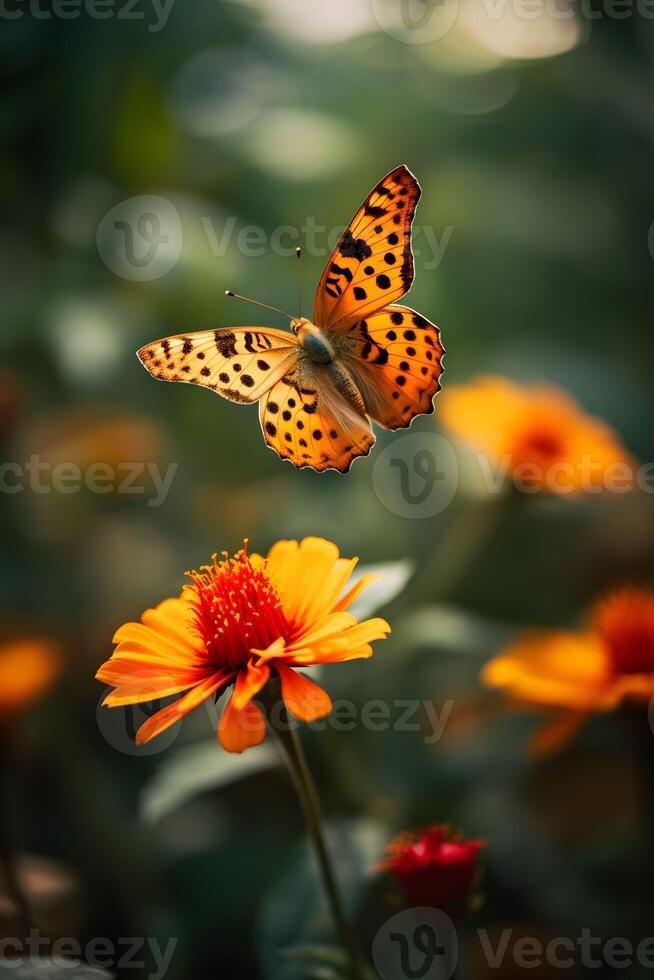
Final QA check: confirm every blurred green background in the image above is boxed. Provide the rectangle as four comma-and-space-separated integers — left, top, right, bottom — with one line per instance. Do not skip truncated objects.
2, 0, 654, 976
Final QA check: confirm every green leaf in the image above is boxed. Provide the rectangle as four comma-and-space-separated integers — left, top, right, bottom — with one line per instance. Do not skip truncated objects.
140, 740, 280, 823
256, 818, 388, 980
394, 603, 511, 657
348, 560, 414, 619
0, 963, 113, 979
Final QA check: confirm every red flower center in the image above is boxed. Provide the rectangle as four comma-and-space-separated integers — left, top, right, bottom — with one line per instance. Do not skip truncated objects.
593, 589, 654, 676
517, 427, 565, 464
186, 547, 288, 670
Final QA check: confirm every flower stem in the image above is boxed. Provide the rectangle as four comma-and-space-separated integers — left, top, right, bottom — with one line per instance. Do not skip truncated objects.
266, 694, 367, 980
409, 487, 518, 607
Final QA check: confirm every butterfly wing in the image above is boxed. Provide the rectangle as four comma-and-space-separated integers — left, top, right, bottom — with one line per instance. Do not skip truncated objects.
259, 358, 375, 473
137, 327, 300, 404
339, 305, 444, 430
313, 165, 421, 334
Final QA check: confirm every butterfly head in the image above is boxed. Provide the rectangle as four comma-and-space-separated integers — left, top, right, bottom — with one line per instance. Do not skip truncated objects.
292, 318, 335, 365
291, 316, 336, 364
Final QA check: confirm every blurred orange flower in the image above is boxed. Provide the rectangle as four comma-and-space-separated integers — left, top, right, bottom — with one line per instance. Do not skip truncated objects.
0, 639, 60, 718
97, 537, 390, 753
378, 826, 485, 915
482, 586, 654, 753
439, 375, 632, 495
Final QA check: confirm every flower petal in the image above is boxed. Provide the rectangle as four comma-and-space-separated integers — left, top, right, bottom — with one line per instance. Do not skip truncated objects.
333, 573, 381, 613
111, 622, 204, 666
268, 537, 341, 628
482, 631, 612, 711
530, 710, 589, 758
141, 593, 204, 652
277, 664, 332, 722
135, 672, 232, 744
218, 687, 267, 753
231, 661, 271, 711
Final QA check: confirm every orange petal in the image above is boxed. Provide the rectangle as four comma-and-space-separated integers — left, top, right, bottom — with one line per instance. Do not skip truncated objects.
268, 537, 341, 628
0, 639, 60, 714
482, 631, 612, 711
277, 664, 332, 722
530, 710, 589, 757
140, 593, 204, 652
218, 688, 267, 753
111, 622, 203, 666
333, 573, 381, 613
252, 636, 286, 663
135, 671, 232, 744
231, 661, 270, 711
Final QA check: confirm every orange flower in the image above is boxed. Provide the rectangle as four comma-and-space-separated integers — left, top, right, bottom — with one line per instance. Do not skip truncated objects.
96, 537, 391, 753
482, 587, 654, 753
439, 375, 632, 494
0, 639, 60, 718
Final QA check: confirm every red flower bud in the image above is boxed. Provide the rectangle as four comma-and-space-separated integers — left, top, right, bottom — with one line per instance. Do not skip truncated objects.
379, 826, 485, 916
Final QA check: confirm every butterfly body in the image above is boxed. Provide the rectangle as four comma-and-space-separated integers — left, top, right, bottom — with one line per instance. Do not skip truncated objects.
293, 318, 336, 364
138, 165, 444, 473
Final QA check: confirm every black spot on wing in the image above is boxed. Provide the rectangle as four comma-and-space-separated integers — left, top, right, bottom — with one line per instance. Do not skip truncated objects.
340, 229, 372, 261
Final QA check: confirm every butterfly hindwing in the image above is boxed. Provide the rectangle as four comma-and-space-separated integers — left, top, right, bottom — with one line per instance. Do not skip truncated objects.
138, 328, 300, 404
259, 359, 375, 473
340, 305, 444, 430
314, 165, 421, 334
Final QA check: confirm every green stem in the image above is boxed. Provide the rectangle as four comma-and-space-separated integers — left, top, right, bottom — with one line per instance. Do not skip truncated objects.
625, 704, 654, 903
409, 488, 516, 607
265, 692, 367, 980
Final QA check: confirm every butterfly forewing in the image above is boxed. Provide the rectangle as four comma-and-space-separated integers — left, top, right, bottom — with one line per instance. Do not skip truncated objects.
314, 165, 421, 334
138, 328, 299, 404
340, 305, 444, 430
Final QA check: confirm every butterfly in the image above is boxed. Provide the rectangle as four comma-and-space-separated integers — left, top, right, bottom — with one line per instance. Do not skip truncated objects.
137, 164, 444, 473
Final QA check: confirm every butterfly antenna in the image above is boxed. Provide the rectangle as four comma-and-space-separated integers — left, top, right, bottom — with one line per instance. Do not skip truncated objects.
296, 246, 302, 319
224, 290, 294, 321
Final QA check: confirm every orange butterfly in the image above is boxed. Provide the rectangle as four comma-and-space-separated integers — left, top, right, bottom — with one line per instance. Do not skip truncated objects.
137, 165, 444, 473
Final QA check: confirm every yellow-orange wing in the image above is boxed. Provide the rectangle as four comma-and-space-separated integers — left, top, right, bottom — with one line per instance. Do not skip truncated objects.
137, 327, 299, 404
259, 360, 375, 473
314, 165, 421, 334
340, 305, 444, 430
